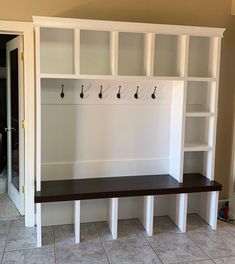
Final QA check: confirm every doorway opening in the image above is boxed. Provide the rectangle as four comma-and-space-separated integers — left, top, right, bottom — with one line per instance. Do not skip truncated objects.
0, 34, 24, 220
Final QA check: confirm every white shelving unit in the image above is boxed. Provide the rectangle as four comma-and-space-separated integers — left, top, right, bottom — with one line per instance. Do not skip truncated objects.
33, 16, 225, 246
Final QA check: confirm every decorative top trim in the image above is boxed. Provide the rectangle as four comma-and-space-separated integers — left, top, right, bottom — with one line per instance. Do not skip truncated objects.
33, 16, 225, 37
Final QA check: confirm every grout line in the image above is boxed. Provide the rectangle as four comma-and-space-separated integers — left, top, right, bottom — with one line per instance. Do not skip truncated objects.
134, 218, 164, 264
186, 232, 217, 263
1, 220, 12, 264
94, 222, 111, 264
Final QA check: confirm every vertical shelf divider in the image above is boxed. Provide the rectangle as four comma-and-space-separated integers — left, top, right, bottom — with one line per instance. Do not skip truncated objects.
199, 191, 219, 229
74, 29, 80, 75
169, 193, 188, 232
144, 33, 155, 76
110, 31, 118, 76
140, 195, 154, 236
74, 200, 81, 243
108, 198, 118, 239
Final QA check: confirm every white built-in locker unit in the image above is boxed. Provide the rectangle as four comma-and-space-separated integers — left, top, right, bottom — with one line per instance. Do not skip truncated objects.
33, 16, 225, 247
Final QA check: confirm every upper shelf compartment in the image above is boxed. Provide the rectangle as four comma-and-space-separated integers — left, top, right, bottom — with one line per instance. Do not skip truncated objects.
80, 30, 111, 75
40, 28, 75, 74
118, 32, 145, 76
188, 36, 218, 78
153, 34, 181, 77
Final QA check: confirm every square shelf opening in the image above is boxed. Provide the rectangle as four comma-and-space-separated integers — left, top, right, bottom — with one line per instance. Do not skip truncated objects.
185, 117, 211, 148
184, 151, 210, 176
80, 30, 111, 75
186, 82, 215, 113
40, 28, 74, 74
118, 32, 145, 76
153, 34, 180, 77
188, 36, 212, 77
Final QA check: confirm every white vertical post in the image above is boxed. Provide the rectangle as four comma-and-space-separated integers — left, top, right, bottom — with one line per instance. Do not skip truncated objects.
169, 193, 188, 232
36, 203, 42, 247
108, 198, 118, 239
110, 31, 118, 76
144, 33, 155, 76
35, 26, 42, 248
199, 191, 219, 230
74, 200, 80, 243
142, 195, 154, 236
74, 29, 80, 75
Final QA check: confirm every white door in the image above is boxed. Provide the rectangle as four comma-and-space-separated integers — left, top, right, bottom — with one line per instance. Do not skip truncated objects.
6, 36, 24, 215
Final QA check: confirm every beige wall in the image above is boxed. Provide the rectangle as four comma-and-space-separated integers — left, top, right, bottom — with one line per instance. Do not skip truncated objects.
1, 0, 234, 198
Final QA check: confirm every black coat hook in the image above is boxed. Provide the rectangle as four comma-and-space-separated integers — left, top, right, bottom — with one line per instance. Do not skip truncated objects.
117, 86, 121, 99
134, 86, 139, 99
99, 85, 103, 99
80, 85, 84, 99
151, 86, 157, 99
60, 84, 65, 99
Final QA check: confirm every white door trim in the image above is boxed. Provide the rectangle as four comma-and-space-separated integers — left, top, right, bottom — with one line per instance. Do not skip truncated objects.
0, 21, 35, 227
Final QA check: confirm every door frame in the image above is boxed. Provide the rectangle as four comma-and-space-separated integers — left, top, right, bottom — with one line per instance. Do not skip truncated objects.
0, 21, 35, 227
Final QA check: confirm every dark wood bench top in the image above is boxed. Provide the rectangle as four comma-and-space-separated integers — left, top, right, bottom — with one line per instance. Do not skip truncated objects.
35, 173, 222, 203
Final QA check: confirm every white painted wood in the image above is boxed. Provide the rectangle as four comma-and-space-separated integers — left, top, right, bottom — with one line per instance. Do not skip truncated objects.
80, 30, 111, 75
141, 195, 154, 236
186, 82, 214, 113
40, 73, 186, 81
199, 191, 219, 230
207, 38, 222, 181
35, 26, 41, 192
74, 29, 80, 75
145, 33, 155, 76
6, 35, 25, 215
118, 32, 145, 76
154, 34, 179, 77
108, 198, 118, 239
33, 16, 225, 37
185, 112, 214, 117
36, 203, 42, 247
40, 27, 74, 74
110, 31, 118, 76
34, 16, 224, 230
184, 143, 212, 152
188, 36, 211, 77
74, 200, 80, 243
169, 81, 185, 182
169, 193, 188, 232
0, 20, 35, 227
41, 159, 169, 181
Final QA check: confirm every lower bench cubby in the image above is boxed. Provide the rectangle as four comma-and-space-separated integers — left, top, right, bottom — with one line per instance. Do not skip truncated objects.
35, 173, 221, 247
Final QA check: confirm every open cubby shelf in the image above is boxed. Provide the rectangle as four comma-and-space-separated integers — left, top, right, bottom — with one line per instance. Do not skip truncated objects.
34, 16, 225, 247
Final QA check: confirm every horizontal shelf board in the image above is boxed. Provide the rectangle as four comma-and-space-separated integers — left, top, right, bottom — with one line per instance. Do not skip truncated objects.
185, 112, 215, 117
40, 73, 185, 81
186, 77, 217, 82
35, 173, 221, 203
184, 143, 213, 152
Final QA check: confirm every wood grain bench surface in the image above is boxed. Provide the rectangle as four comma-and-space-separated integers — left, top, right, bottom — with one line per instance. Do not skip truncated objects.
35, 173, 222, 203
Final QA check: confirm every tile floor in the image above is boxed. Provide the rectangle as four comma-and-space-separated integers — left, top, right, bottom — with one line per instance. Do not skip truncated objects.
0, 214, 235, 264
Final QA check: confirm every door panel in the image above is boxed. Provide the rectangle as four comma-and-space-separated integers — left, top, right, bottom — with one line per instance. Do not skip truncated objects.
6, 36, 24, 215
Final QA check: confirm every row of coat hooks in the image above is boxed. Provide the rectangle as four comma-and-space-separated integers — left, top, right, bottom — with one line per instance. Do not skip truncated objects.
60, 85, 158, 99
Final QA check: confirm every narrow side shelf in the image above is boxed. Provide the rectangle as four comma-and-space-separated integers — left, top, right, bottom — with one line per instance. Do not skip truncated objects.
35, 173, 221, 203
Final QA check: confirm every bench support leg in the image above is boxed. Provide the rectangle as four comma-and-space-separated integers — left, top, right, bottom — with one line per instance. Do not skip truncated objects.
169, 193, 188, 233
199, 191, 219, 230
36, 203, 42, 247
141, 195, 154, 236
74, 200, 80, 243
108, 198, 118, 239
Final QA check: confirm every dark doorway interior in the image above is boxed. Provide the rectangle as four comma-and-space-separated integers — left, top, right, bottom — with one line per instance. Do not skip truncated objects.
0, 34, 17, 189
